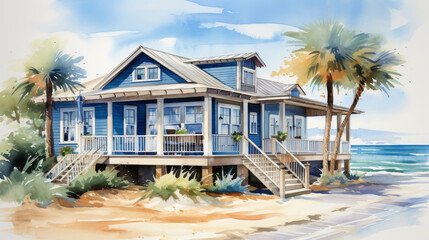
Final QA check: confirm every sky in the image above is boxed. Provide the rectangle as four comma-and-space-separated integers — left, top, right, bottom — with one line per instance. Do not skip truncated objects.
0, 0, 428, 144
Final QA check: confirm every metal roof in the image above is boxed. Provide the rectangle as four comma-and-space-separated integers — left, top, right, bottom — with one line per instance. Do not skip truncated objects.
256, 78, 305, 96
184, 52, 266, 67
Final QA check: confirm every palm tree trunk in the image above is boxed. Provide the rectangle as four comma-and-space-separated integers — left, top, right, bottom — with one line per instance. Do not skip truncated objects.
45, 81, 54, 157
322, 73, 334, 175
330, 81, 365, 172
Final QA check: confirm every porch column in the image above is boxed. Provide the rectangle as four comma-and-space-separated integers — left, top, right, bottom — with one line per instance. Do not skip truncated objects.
337, 113, 343, 154
279, 102, 286, 132
107, 101, 113, 155
202, 166, 213, 185
261, 103, 265, 140
237, 165, 249, 184
156, 98, 164, 155
203, 96, 212, 156
241, 100, 249, 155
155, 165, 166, 179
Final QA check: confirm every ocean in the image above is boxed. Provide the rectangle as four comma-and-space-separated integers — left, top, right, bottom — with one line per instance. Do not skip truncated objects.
351, 145, 429, 173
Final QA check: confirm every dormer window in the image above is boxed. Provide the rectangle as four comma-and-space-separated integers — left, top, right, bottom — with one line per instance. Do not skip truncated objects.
133, 65, 160, 82
242, 67, 255, 85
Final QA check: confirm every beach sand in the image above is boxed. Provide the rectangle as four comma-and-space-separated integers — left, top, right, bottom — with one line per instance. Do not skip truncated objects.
1, 172, 429, 240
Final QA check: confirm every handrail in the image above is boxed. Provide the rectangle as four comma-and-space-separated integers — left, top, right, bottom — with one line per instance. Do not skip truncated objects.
244, 135, 281, 169
45, 154, 80, 180
274, 138, 305, 169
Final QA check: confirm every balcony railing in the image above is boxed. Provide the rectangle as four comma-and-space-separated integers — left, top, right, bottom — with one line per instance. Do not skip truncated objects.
82, 136, 108, 153
263, 138, 350, 154
163, 134, 203, 154
112, 135, 157, 153
212, 134, 240, 153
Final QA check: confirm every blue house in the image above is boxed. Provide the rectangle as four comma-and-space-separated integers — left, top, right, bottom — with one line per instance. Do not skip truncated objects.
40, 46, 361, 197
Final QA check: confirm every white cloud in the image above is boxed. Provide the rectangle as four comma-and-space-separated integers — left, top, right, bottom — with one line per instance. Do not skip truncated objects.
89, 31, 138, 38
159, 37, 177, 50
390, 8, 409, 29
200, 22, 300, 40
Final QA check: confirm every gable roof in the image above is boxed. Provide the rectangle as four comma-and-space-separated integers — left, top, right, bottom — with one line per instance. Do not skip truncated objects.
184, 52, 266, 67
256, 78, 306, 96
94, 46, 233, 90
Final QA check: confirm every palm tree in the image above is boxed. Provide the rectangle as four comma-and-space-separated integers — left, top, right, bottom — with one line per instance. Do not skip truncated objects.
272, 20, 371, 174
14, 38, 86, 157
330, 50, 403, 171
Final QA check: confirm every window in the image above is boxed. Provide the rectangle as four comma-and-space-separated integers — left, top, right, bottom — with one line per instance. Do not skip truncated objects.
185, 106, 203, 134
242, 68, 255, 85
124, 106, 137, 135
83, 108, 95, 136
269, 114, 279, 137
294, 116, 305, 138
61, 109, 77, 143
147, 107, 157, 135
133, 65, 160, 82
249, 112, 258, 134
219, 104, 240, 135
286, 116, 293, 138
164, 107, 181, 132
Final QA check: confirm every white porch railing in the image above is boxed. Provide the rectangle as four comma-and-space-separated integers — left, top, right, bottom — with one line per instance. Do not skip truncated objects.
112, 135, 157, 153
82, 136, 108, 153
45, 154, 80, 181
263, 138, 351, 154
272, 138, 307, 186
212, 134, 240, 153
163, 134, 203, 154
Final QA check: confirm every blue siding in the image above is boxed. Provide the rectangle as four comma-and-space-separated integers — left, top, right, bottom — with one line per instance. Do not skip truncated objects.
112, 101, 148, 135
242, 59, 255, 70
291, 88, 300, 97
53, 101, 107, 156
199, 62, 237, 89
104, 53, 187, 89
263, 104, 279, 138
248, 103, 261, 148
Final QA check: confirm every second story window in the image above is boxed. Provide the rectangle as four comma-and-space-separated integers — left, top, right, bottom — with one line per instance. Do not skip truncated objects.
133, 65, 160, 82
242, 68, 255, 85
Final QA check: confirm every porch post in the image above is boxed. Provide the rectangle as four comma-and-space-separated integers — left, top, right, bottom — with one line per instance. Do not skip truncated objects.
337, 113, 343, 154
156, 98, 164, 155
203, 96, 212, 156
279, 102, 285, 132
261, 103, 265, 149
202, 166, 213, 185
241, 100, 249, 155
107, 101, 113, 155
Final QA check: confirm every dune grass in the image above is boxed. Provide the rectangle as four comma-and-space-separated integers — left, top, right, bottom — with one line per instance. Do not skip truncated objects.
206, 170, 248, 194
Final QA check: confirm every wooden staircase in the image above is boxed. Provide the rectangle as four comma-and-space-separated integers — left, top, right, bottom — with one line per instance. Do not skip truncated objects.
45, 148, 104, 185
243, 136, 311, 198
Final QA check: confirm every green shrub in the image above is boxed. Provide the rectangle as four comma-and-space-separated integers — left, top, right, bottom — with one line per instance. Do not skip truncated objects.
275, 131, 288, 142
348, 171, 366, 180
175, 128, 189, 134
67, 169, 129, 198
59, 146, 74, 156
143, 170, 216, 204
206, 170, 248, 194
0, 168, 67, 204
232, 131, 243, 142
319, 172, 351, 186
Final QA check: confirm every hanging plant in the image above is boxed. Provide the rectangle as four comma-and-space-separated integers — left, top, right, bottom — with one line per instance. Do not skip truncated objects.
59, 146, 74, 156
175, 128, 189, 134
275, 130, 288, 142
232, 131, 243, 142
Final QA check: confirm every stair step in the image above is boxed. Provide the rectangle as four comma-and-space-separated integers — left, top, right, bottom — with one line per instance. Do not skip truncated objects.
285, 183, 304, 190
284, 188, 311, 198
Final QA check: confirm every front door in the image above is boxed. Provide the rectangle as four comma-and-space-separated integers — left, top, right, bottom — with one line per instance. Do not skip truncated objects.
286, 116, 293, 138
269, 114, 279, 136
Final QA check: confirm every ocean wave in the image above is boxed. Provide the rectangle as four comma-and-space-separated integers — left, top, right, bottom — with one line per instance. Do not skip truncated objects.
410, 153, 429, 157
353, 166, 402, 171
363, 171, 410, 177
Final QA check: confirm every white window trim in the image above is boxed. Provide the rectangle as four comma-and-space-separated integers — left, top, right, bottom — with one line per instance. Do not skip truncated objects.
132, 65, 161, 82
146, 106, 157, 135
218, 103, 241, 135
269, 114, 279, 137
285, 116, 293, 138
294, 115, 305, 138
83, 107, 95, 136
124, 105, 137, 135
60, 108, 77, 144
241, 67, 256, 85
249, 112, 258, 134
146, 101, 204, 133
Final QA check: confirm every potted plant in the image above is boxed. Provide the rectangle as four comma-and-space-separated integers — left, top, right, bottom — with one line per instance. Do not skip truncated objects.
175, 128, 189, 134
232, 131, 243, 142
59, 146, 74, 156
275, 130, 288, 142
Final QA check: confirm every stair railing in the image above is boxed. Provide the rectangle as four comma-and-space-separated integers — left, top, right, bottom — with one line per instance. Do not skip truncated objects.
272, 138, 310, 188
243, 135, 283, 190
45, 154, 80, 181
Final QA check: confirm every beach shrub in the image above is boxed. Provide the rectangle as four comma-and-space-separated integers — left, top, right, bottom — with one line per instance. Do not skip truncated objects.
143, 170, 215, 204
206, 170, 248, 194
59, 146, 74, 156
67, 169, 129, 198
348, 171, 366, 180
319, 172, 351, 186
0, 159, 67, 204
